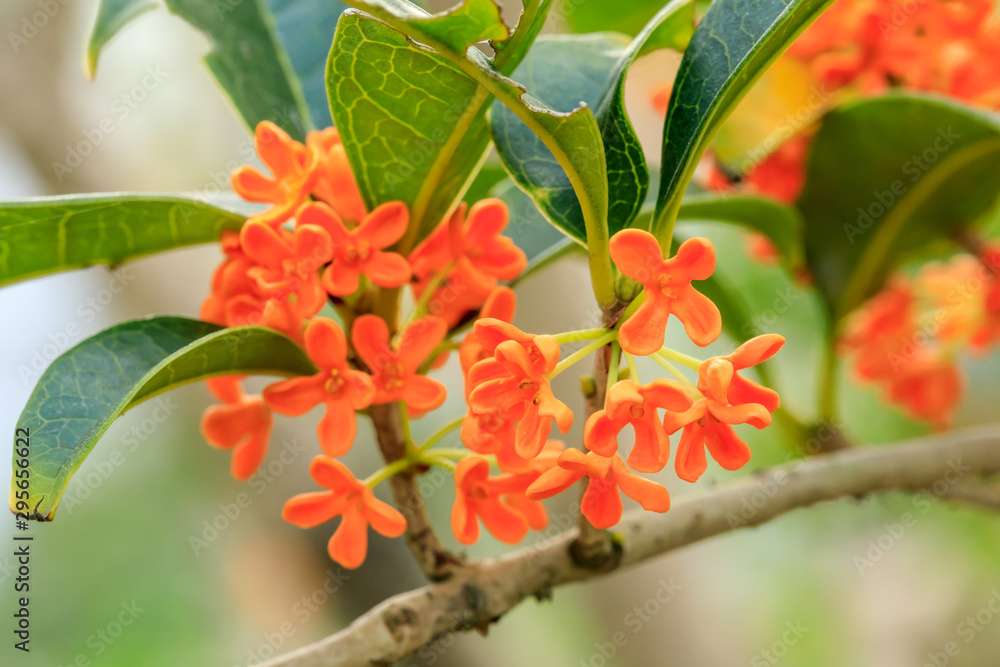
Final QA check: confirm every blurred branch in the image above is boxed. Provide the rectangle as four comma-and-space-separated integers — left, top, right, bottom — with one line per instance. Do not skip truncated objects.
261, 424, 1000, 667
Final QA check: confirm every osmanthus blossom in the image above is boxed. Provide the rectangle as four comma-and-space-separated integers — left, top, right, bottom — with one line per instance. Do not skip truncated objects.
297, 201, 412, 296
201, 376, 274, 481
351, 314, 448, 415
409, 199, 527, 326
527, 449, 672, 529
230, 121, 319, 228
451, 448, 561, 544
468, 335, 573, 459
283, 457, 406, 569
664, 358, 772, 483
609, 229, 722, 354
263, 318, 375, 457
305, 128, 368, 224
584, 379, 693, 473
240, 222, 333, 318
721, 333, 786, 413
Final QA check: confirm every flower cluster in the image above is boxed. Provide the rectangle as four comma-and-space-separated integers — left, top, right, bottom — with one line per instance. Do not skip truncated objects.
842, 244, 1000, 428
198, 121, 784, 568
653, 0, 1000, 264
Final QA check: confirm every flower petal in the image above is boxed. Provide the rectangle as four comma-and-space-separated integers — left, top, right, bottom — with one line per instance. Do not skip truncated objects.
263, 375, 326, 415
609, 229, 664, 281
318, 400, 358, 457
618, 293, 670, 356
581, 477, 623, 529
363, 491, 407, 537
612, 457, 670, 512
328, 509, 369, 569
671, 287, 722, 347
304, 318, 348, 370
478, 498, 529, 544
366, 252, 412, 288
674, 424, 708, 483
357, 201, 409, 249
282, 491, 347, 528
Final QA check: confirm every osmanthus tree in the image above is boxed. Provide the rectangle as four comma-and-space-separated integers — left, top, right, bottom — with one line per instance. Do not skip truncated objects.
7, 0, 1000, 663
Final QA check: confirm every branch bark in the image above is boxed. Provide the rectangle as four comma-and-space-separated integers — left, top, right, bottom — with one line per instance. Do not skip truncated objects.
262, 425, 1000, 667
369, 403, 462, 580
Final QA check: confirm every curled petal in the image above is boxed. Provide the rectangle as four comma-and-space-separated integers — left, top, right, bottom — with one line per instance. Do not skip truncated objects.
729, 334, 786, 369
704, 422, 752, 471
263, 376, 326, 415
674, 425, 708, 483
318, 401, 358, 457
478, 499, 530, 544
611, 457, 670, 512
526, 466, 582, 500
671, 287, 722, 347
581, 477, 623, 529
672, 237, 716, 281
304, 318, 348, 370
618, 293, 670, 356
583, 411, 622, 458
363, 490, 407, 537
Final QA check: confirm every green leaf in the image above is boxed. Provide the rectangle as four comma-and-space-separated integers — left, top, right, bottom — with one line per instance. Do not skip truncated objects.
675, 193, 804, 267
86, 0, 157, 75
88, 0, 316, 139
339, 0, 509, 51
798, 94, 1000, 318
327, 11, 493, 246
491, 1, 694, 243
340, 0, 615, 305
265, 0, 349, 128
654, 0, 834, 242
563, 0, 671, 36
0, 195, 244, 288
9, 318, 317, 521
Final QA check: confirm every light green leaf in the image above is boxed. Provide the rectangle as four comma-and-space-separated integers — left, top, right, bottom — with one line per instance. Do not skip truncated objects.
798, 94, 1000, 318
340, 0, 615, 305
491, 1, 694, 242
563, 0, 671, 36
339, 0, 509, 51
0, 194, 244, 288
9, 318, 317, 521
654, 0, 834, 243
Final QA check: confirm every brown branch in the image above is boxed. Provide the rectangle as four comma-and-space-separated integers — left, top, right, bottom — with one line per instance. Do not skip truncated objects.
262, 424, 1000, 667
369, 403, 462, 580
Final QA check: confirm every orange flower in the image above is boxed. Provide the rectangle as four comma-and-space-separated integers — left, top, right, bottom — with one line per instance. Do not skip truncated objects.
471, 319, 561, 377
458, 287, 517, 384
722, 334, 785, 413
263, 318, 375, 456
283, 457, 406, 568
201, 376, 274, 481
468, 339, 573, 459
842, 280, 917, 381
240, 222, 333, 318
971, 243, 1000, 349
409, 199, 527, 326
201, 231, 304, 340
351, 314, 448, 414
451, 456, 532, 544
884, 353, 963, 430
306, 128, 367, 224
663, 359, 771, 483
231, 121, 319, 227
527, 449, 671, 529
584, 379, 693, 473
610, 229, 722, 354
746, 233, 781, 266
297, 201, 411, 296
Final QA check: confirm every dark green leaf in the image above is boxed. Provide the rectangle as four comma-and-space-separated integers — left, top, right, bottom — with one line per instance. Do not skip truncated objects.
491, 1, 694, 242
86, 0, 157, 75
654, 0, 834, 240
88, 0, 316, 138
798, 94, 1000, 318
0, 195, 244, 288
675, 193, 804, 266
9, 318, 317, 521
266, 0, 348, 128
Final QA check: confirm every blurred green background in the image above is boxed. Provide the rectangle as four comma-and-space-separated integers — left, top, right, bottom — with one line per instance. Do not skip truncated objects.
2, 1, 1000, 666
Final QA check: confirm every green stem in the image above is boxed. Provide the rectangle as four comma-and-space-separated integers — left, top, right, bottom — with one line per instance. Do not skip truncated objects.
417, 416, 466, 453
656, 346, 703, 371
404, 261, 453, 326
649, 353, 699, 395
818, 325, 840, 423
553, 328, 609, 344
422, 448, 478, 460
616, 292, 645, 329
606, 341, 621, 396
624, 351, 639, 382
364, 458, 413, 488
423, 456, 457, 472
548, 332, 617, 378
